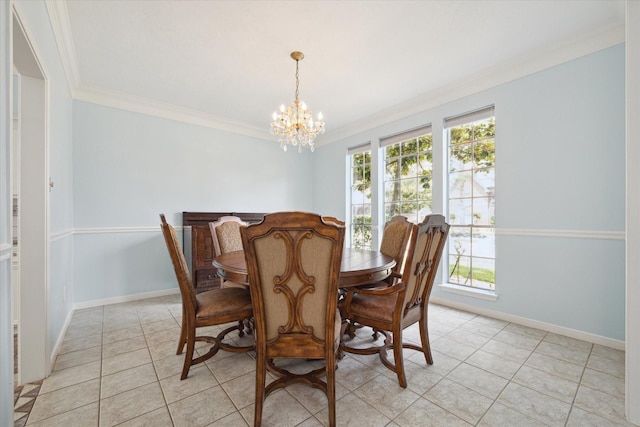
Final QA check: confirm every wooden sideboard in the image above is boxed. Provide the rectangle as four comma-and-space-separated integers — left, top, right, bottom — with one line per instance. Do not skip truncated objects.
182, 212, 265, 292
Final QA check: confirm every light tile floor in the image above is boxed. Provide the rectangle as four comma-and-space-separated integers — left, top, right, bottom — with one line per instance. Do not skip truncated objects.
17, 293, 635, 426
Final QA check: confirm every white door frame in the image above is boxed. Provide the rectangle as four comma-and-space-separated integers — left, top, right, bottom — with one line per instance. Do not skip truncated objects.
0, 1, 15, 425
12, 4, 51, 384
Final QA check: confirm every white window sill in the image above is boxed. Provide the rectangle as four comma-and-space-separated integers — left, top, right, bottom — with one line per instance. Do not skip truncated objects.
438, 283, 498, 301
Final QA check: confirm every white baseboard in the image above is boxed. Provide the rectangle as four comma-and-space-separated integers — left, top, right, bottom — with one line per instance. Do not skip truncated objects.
49, 308, 74, 375
44, 288, 179, 379
73, 288, 180, 311
430, 296, 625, 351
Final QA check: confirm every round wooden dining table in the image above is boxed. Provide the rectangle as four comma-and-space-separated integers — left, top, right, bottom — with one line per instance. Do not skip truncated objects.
212, 248, 396, 288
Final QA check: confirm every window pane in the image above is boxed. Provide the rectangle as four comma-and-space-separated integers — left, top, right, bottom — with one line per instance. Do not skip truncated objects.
384, 205, 395, 222
472, 196, 495, 226
449, 254, 471, 285
417, 202, 432, 223
383, 131, 433, 231
473, 168, 495, 194
351, 187, 366, 204
449, 142, 473, 172
471, 257, 495, 290
446, 113, 496, 290
449, 199, 472, 225
349, 148, 373, 249
471, 228, 494, 259
449, 171, 473, 198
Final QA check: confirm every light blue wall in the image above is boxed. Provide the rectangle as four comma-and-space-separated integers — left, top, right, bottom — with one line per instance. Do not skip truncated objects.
313, 44, 626, 340
72, 101, 314, 302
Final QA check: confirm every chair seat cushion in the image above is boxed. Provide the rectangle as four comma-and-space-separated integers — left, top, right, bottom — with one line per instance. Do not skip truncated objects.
221, 280, 249, 289
196, 287, 253, 320
350, 292, 396, 323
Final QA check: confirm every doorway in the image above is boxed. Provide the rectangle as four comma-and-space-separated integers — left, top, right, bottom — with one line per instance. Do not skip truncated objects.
12, 9, 50, 384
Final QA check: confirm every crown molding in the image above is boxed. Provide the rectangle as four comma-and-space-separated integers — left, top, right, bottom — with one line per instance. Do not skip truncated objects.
317, 22, 625, 147
44, 0, 80, 92
73, 83, 273, 141
45, 2, 624, 146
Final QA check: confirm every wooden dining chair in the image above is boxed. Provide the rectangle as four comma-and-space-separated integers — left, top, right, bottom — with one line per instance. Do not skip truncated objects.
240, 211, 345, 427
160, 214, 254, 380
379, 215, 415, 285
341, 215, 415, 338
340, 214, 449, 388
209, 215, 249, 288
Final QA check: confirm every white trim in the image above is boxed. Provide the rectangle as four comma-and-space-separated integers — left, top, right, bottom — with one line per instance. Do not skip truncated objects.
73, 226, 182, 235
44, 0, 79, 92
49, 307, 73, 373
438, 283, 498, 301
444, 105, 494, 128
42, 4, 624, 147
0, 243, 11, 254
13, 2, 53, 381
347, 142, 371, 155
318, 24, 625, 147
50, 229, 72, 241
74, 84, 272, 141
626, 0, 640, 423
73, 288, 180, 311
430, 296, 625, 351
496, 228, 624, 241
380, 124, 433, 148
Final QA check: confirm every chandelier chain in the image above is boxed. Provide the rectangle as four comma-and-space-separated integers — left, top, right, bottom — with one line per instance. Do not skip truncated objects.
295, 59, 300, 102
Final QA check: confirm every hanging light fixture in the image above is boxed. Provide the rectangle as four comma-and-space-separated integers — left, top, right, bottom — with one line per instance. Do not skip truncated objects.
271, 51, 325, 153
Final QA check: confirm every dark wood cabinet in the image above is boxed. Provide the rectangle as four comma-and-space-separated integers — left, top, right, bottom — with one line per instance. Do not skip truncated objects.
182, 212, 265, 292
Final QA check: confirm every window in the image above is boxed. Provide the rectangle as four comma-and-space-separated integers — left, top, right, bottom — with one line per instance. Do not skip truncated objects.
349, 143, 372, 249
382, 126, 433, 223
446, 107, 495, 290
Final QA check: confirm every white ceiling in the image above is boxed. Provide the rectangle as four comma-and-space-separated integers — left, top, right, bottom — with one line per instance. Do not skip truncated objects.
47, 0, 625, 146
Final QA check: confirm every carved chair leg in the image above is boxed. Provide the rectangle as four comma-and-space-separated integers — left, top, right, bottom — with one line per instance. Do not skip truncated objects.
181, 329, 196, 380
393, 328, 407, 388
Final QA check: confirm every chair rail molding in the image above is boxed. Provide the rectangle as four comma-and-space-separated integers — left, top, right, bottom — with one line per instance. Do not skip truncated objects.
73, 226, 180, 235
496, 228, 624, 241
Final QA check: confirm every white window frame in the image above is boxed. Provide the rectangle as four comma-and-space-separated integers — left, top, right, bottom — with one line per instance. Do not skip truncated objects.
347, 142, 372, 249
445, 106, 496, 293
380, 125, 433, 224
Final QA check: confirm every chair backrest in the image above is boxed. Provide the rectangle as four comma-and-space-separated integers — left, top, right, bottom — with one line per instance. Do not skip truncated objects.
402, 214, 450, 311
322, 216, 345, 226
379, 216, 415, 279
160, 214, 198, 314
241, 211, 345, 358
209, 216, 248, 257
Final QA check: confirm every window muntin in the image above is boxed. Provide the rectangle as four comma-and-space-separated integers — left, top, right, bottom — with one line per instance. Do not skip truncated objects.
447, 110, 495, 290
349, 148, 372, 249
383, 130, 433, 224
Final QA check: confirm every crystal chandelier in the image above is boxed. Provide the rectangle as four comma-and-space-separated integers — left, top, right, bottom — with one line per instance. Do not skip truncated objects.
271, 51, 325, 152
